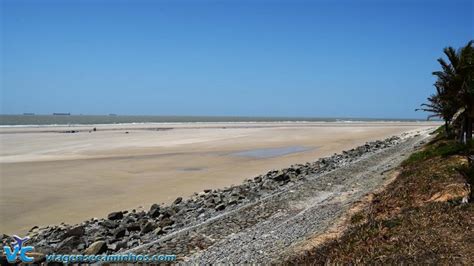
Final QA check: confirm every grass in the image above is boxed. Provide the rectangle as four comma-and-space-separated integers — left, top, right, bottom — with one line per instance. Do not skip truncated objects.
350, 213, 365, 224
286, 131, 474, 264
402, 138, 471, 166
458, 163, 474, 198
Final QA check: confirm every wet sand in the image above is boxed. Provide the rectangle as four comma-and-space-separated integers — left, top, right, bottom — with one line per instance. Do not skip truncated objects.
0, 121, 438, 234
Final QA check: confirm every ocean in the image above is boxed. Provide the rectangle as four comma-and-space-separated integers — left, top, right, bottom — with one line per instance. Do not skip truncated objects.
0, 115, 422, 126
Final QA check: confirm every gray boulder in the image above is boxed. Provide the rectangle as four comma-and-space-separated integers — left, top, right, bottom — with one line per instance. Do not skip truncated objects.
215, 204, 226, 211
158, 218, 174, 227
84, 240, 107, 255
107, 211, 123, 220
62, 225, 85, 239
126, 222, 141, 232
140, 221, 157, 234
113, 226, 126, 239
55, 236, 81, 253
173, 197, 183, 205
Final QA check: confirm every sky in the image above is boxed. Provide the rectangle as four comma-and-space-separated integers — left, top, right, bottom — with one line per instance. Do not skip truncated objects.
1, 0, 473, 119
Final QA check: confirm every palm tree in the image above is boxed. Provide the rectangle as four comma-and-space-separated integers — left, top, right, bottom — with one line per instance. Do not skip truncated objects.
421, 41, 474, 143
459, 41, 474, 142
416, 88, 456, 137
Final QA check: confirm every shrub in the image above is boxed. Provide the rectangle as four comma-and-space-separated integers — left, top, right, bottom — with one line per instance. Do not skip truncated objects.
403, 140, 470, 166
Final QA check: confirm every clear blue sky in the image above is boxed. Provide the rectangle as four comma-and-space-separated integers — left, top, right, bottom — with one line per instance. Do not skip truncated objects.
1, 0, 472, 118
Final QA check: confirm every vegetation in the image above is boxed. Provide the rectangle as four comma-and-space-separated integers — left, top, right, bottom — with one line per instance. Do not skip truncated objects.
286, 130, 474, 264
403, 139, 472, 166
284, 41, 474, 264
417, 40, 474, 143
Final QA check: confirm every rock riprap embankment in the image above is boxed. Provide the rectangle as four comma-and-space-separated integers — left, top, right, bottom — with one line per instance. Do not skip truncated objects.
1, 132, 426, 263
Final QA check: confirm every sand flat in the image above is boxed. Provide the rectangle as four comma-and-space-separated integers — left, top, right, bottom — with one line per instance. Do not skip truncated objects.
0, 121, 438, 234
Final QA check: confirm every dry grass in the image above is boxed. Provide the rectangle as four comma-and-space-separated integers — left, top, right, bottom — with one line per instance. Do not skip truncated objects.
287, 137, 474, 264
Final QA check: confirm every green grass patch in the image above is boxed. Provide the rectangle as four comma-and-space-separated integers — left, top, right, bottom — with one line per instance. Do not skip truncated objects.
403, 150, 433, 165
435, 141, 468, 156
403, 140, 470, 166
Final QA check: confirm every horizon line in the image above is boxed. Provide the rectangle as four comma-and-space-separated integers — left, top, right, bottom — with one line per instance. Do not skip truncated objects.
0, 113, 438, 121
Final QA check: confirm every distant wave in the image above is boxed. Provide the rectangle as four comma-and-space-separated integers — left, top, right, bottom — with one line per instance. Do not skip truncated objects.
0, 115, 427, 126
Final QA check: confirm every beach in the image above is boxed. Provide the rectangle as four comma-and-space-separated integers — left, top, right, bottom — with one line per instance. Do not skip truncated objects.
0, 121, 438, 234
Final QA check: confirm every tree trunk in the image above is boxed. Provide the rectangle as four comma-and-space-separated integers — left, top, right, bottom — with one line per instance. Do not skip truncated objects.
459, 116, 467, 143
444, 120, 450, 137
461, 114, 471, 144
466, 105, 473, 142
467, 115, 473, 142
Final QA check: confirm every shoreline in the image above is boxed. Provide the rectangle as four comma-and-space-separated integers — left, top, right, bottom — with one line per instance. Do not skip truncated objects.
0, 121, 439, 134
0, 122, 439, 235
3, 128, 434, 263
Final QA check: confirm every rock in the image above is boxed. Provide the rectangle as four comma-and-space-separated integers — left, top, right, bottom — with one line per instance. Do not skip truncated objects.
107, 243, 117, 251
29, 225, 39, 232
135, 211, 147, 219
0, 234, 9, 241
273, 171, 290, 182
149, 208, 161, 218
84, 240, 107, 255
93, 236, 105, 242
173, 197, 183, 205
160, 209, 173, 219
17, 133, 407, 255
128, 239, 139, 248
115, 241, 128, 251
262, 179, 275, 190
113, 227, 126, 239
101, 220, 118, 229
159, 218, 174, 227
213, 196, 223, 205
215, 204, 226, 211
140, 221, 157, 234
162, 226, 174, 233
153, 227, 163, 235
126, 222, 141, 232
204, 198, 215, 208
107, 211, 123, 220
227, 196, 239, 205
62, 225, 85, 239
123, 216, 136, 224
55, 236, 81, 253
150, 203, 160, 211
